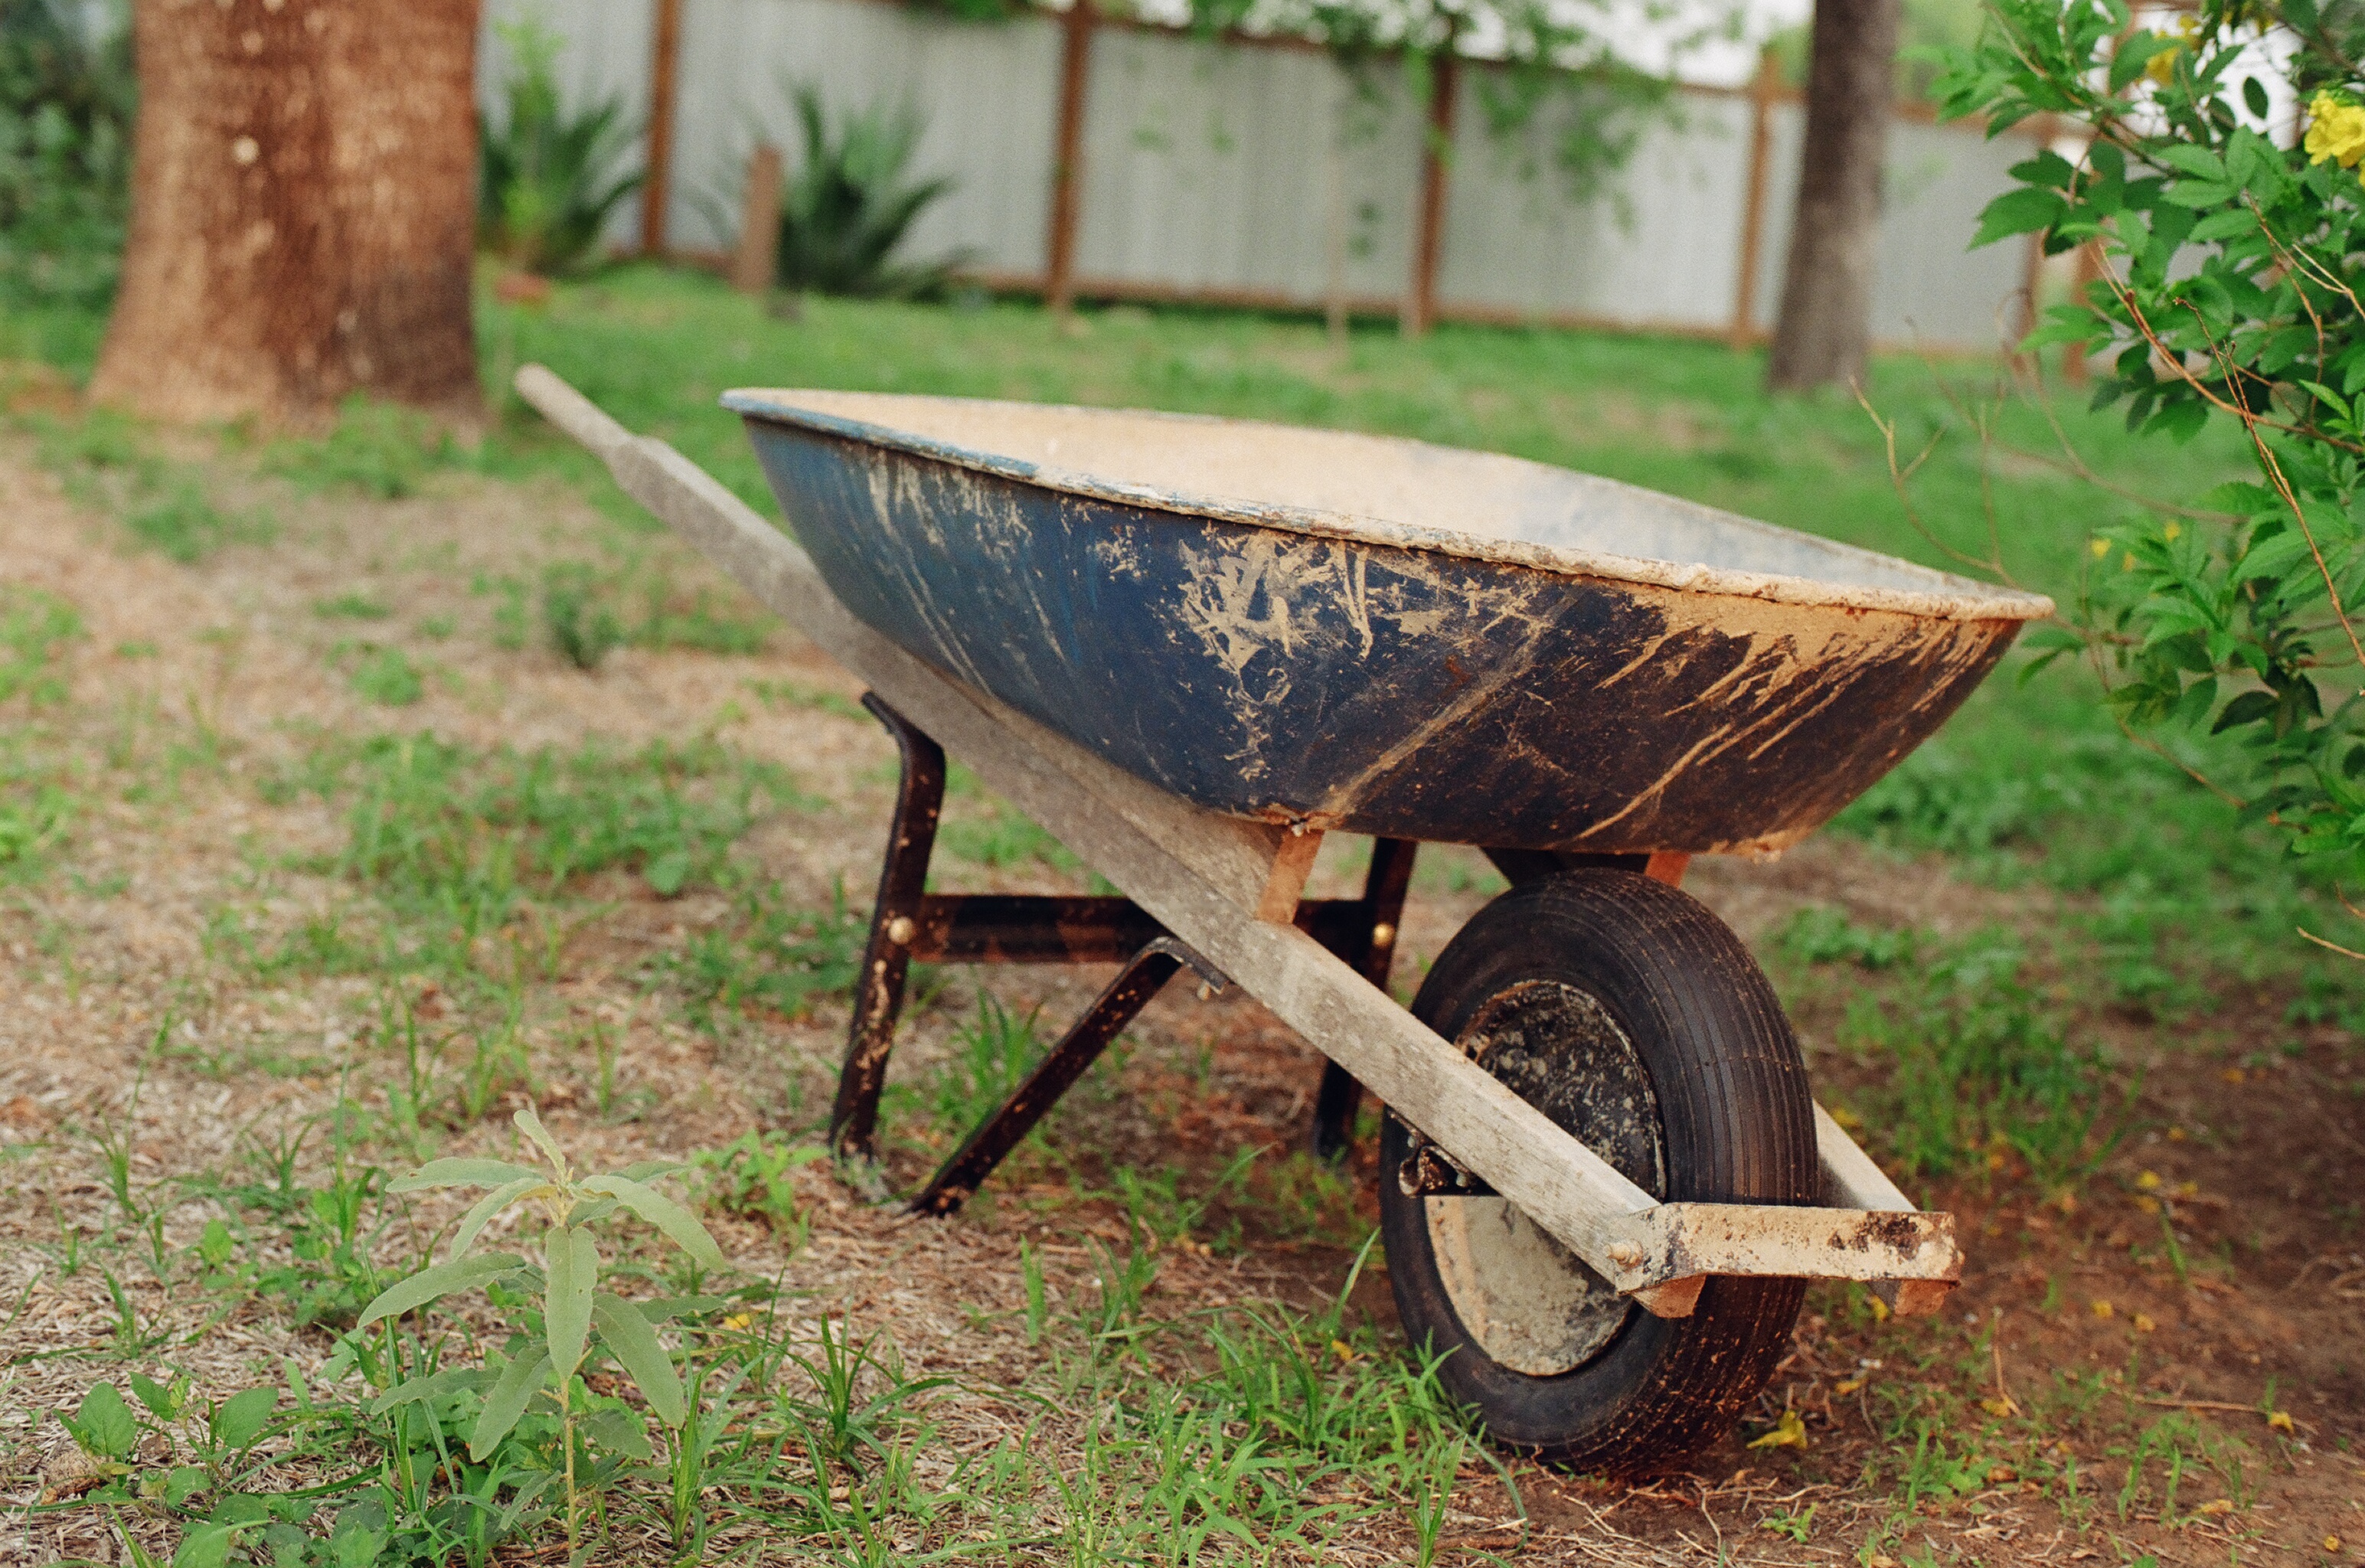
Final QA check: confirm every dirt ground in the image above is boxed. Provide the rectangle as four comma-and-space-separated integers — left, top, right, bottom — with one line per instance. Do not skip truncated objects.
1, 429, 2360, 1566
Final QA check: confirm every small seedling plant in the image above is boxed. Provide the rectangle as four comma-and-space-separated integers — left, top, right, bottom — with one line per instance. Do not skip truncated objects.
356, 1106, 725, 1547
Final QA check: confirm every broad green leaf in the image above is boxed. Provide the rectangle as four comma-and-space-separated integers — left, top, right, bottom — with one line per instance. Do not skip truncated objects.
387, 1158, 544, 1194
544, 1225, 597, 1379
129, 1370, 185, 1422
212, 1387, 276, 1451
469, 1349, 550, 1462
2009, 149, 2076, 188
2109, 31, 2174, 92
65, 1382, 137, 1462
583, 1406, 653, 1460
592, 1291, 685, 1426
1972, 185, 2066, 248
364, 1366, 485, 1416
2161, 178, 2238, 209
355, 1252, 524, 1329
2213, 689, 2279, 733
446, 1176, 548, 1263
2152, 141, 2227, 181
513, 1106, 568, 1175
580, 1174, 725, 1269
171, 1524, 238, 1568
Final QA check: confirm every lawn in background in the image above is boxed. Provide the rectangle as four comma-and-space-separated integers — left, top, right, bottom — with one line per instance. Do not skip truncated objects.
10, 260, 2349, 1008
477, 265, 2326, 1012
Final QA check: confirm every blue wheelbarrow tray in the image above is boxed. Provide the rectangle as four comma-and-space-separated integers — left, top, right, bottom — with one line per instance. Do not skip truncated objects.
724, 390, 2052, 857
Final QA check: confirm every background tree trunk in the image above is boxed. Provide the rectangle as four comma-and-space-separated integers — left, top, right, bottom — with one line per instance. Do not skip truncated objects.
1766, 0, 1900, 393
90, 0, 482, 426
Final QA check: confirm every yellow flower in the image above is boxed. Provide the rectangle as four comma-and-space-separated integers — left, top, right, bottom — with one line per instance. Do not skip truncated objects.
2306, 93, 2365, 169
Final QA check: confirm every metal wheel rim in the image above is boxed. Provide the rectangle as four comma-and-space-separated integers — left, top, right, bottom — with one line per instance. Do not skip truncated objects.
1425, 980, 1666, 1377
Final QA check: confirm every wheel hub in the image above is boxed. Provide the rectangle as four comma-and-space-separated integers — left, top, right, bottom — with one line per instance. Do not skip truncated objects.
1425, 980, 1665, 1376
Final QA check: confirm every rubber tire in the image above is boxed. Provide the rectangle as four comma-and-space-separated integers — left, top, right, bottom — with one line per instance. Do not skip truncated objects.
1380, 869, 1817, 1475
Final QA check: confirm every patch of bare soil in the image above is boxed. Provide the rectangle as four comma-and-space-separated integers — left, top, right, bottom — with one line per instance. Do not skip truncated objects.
1, 432, 2360, 1566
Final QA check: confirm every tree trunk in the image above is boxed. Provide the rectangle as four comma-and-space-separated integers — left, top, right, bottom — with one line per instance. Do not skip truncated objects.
90, 0, 482, 427
1766, 0, 1900, 393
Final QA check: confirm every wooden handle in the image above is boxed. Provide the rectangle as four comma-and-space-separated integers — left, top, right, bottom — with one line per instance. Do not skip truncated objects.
514, 364, 633, 462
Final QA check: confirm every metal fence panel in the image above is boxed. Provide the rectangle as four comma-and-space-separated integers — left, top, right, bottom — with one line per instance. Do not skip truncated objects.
1436, 79, 1749, 332
1073, 30, 1420, 303
487, 0, 2035, 351
665, 0, 1062, 273
1749, 103, 2030, 351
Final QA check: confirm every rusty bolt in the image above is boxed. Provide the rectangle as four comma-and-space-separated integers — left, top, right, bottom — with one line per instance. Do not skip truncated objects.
1606, 1241, 1644, 1268
885, 915, 916, 946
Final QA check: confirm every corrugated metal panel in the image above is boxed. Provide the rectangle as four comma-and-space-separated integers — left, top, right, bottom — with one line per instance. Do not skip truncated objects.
665, 0, 1061, 273
1436, 77, 1748, 332
1072, 30, 1419, 302
478, 0, 655, 253
489, 0, 2035, 351
1750, 103, 2033, 349
1873, 119, 2030, 347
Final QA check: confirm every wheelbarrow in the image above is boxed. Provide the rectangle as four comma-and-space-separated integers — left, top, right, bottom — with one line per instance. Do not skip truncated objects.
514, 366, 2052, 1474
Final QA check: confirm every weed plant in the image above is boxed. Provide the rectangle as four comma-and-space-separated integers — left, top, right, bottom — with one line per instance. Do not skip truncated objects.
665, 876, 867, 1031
18, 409, 276, 562
540, 561, 621, 670
263, 398, 457, 500
0, 582, 77, 703
1778, 910, 2128, 1191
692, 1130, 824, 1240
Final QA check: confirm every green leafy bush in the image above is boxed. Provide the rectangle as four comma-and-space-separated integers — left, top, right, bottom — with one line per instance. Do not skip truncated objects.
773, 85, 961, 299
1941, 0, 2365, 920
478, 18, 641, 276
0, 0, 132, 305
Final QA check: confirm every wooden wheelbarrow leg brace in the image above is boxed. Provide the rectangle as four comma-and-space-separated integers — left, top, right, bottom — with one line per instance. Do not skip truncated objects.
513, 364, 1962, 1320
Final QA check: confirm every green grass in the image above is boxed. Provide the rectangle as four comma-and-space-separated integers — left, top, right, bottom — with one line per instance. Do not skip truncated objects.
12, 263, 2356, 1007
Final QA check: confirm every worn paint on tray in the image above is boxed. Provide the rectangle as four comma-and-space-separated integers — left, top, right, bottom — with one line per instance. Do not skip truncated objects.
737, 409, 2030, 854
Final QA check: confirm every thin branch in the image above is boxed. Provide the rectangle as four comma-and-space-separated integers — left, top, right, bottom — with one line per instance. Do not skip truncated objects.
2298, 926, 2365, 962
1851, 381, 2029, 588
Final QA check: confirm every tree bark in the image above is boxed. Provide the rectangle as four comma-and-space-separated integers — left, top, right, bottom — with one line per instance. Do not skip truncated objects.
90, 0, 482, 427
1766, 0, 1900, 393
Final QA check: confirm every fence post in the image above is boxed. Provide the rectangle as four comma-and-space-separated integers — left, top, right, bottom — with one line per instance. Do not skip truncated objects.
732, 145, 784, 295
1045, 2, 1096, 314
1730, 48, 1778, 351
1402, 47, 1459, 338
639, 0, 684, 256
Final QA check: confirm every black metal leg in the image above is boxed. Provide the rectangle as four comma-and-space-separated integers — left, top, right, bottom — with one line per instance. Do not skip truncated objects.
1310, 837, 1419, 1161
910, 938, 1219, 1216
829, 694, 946, 1165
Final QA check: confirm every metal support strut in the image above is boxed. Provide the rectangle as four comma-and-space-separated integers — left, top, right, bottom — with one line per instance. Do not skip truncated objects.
829, 694, 945, 1165
1306, 836, 1418, 1161
911, 937, 1226, 1215
828, 692, 1424, 1208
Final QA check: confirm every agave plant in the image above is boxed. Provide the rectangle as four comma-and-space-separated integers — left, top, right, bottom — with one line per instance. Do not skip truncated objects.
774, 84, 963, 299
358, 1107, 723, 1544
478, 18, 641, 276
